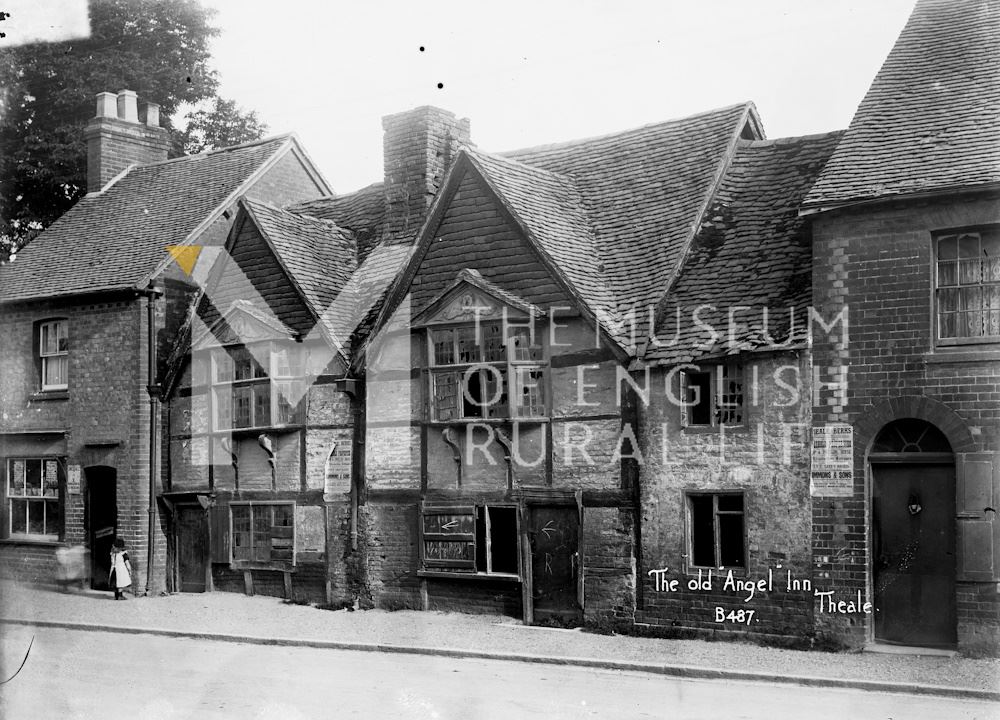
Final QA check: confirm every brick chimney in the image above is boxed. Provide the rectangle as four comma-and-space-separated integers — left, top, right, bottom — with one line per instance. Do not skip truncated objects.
381, 106, 471, 243
83, 90, 170, 192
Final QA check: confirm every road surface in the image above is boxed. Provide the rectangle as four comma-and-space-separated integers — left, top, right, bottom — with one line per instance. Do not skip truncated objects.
0, 625, 995, 719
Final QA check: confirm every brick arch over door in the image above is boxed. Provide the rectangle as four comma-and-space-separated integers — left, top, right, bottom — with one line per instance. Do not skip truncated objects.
854, 395, 976, 457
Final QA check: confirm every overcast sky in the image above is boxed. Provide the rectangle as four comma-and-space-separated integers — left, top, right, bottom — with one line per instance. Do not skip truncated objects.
10, 0, 918, 194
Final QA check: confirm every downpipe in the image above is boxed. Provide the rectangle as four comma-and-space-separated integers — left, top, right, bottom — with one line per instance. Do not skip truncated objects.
142, 286, 163, 596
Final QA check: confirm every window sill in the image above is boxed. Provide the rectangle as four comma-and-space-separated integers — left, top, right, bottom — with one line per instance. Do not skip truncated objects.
418, 570, 521, 582
230, 563, 296, 572
925, 348, 1000, 364
30, 391, 68, 402
0, 537, 63, 547
681, 425, 749, 434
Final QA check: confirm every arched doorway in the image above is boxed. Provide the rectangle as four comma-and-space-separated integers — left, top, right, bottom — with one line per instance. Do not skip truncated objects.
870, 419, 956, 647
84, 465, 117, 590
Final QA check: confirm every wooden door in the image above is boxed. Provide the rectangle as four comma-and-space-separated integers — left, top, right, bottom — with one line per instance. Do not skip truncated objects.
872, 463, 956, 647
176, 505, 208, 593
527, 505, 581, 626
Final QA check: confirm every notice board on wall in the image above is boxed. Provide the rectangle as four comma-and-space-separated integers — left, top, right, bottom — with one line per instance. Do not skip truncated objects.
810, 424, 854, 497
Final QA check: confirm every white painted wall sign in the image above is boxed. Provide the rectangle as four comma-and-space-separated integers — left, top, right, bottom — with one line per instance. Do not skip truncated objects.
67, 464, 82, 494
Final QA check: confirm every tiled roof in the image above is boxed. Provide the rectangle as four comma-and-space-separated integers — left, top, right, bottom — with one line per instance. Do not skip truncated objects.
464, 149, 623, 339
288, 183, 386, 261
499, 103, 758, 343
645, 131, 844, 366
803, 0, 1000, 208
243, 198, 357, 335
0, 135, 293, 303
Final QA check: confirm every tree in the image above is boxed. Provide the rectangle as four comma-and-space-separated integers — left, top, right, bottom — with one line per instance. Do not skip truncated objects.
0, 0, 264, 261
180, 97, 269, 155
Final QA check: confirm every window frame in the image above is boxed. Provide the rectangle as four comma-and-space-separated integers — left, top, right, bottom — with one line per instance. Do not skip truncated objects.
426, 321, 547, 423
419, 502, 521, 579
680, 361, 746, 429
933, 226, 1000, 347
38, 318, 69, 391
685, 491, 746, 571
210, 341, 306, 432
5, 456, 64, 542
228, 501, 296, 568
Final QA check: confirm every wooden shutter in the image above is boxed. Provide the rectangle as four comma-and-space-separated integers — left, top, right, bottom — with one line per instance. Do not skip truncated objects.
209, 502, 230, 564
420, 503, 476, 570
956, 453, 1000, 582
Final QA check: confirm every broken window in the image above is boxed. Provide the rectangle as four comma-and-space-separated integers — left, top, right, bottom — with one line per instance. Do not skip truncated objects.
680, 362, 744, 427
211, 342, 305, 431
687, 492, 745, 569
428, 322, 545, 421
936, 227, 1000, 342
230, 503, 294, 566
421, 504, 519, 576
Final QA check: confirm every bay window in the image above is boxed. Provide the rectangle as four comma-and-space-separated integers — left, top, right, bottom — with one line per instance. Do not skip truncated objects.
211, 343, 305, 431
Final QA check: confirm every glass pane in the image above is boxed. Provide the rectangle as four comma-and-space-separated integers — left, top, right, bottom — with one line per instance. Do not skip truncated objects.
433, 372, 458, 421
484, 366, 508, 418
214, 350, 234, 383
432, 329, 454, 366
984, 232, 1000, 281
28, 500, 45, 534
231, 347, 254, 381
937, 261, 957, 287
253, 509, 270, 561
253, 384, 271, 427
456, 326, 479, 364
959, 287, 982, 311
962, 311, 984, 338
25, 459, 41, 496
232, 507, 252, 561
274, 380, 302, 424
273, 505, 293, 527
959, 259, 981, 285
57, 321, 68, 352
233, 386, 252, 428
482, 323, 505, 362
513, 367, 545, 418
718, 514, 745, 567
937, 235, 958, 260
271, 347, 292, 378
10, 499, 27, 534
938, 287, 959, 312
938, 312, 956, 339
43, 460, 59, 497
45, 499, 60, 536
958, 233, 980, 259
9, 460, 25, 495
508, 327, 542, 361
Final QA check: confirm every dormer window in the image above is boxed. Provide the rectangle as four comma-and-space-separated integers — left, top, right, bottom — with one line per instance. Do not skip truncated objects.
39, 319, 69, 390
428, 322, 545, 421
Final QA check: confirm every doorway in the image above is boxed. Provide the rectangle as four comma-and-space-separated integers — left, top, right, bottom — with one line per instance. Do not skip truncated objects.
870, 419, 956, 647
175, 505, 209, 593
85, 466, 117, 591
526, 505, 582, 626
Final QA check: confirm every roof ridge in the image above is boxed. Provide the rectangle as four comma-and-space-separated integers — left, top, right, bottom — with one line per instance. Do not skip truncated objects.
502, 101, 753, 157
131, 132, 294, 171
464, 146, 577, 185
242, 196, 345, 229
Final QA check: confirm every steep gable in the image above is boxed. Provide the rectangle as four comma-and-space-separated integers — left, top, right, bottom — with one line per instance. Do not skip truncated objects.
803, 0, 1000, 209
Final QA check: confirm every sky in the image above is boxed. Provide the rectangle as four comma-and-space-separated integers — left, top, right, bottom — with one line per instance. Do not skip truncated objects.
7, 0, 918, 194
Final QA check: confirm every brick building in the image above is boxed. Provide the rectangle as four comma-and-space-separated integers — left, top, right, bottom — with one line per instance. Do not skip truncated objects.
0, 89, 331, 594
802, 0, 1000, 655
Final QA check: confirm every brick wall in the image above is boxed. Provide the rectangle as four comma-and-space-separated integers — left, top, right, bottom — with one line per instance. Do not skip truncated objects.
637, 355, 815, 642
83, 116, 169, 192
812, 192, 1000, 654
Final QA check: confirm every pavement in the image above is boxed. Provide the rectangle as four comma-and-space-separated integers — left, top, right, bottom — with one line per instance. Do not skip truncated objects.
1, 579, 997, 702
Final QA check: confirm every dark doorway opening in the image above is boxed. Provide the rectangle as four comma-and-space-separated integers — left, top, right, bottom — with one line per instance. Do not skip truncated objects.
175, 505, 209, 593
85, 466, 117, 591
871, 419, 956, 648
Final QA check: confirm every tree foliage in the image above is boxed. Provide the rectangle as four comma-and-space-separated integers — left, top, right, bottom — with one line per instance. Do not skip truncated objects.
0, 0, 267, 261
180, 97, 269, 155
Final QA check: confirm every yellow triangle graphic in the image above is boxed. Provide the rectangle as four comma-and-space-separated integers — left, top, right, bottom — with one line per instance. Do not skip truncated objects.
166, 245, 202, 276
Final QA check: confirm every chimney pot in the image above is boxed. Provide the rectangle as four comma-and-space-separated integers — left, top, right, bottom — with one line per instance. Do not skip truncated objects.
95, 92, 117, 118
116, 90, 138, 122
145, 102, 160, 128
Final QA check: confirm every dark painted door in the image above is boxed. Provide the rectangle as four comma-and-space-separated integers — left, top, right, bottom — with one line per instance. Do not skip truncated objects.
872, 464, 956, 647
86, 468, 117, 591
176, 506, 208, 593
528, 506, 581, 626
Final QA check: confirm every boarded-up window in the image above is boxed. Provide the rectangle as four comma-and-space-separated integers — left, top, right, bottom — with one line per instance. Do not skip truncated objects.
420, 503, 519, 575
